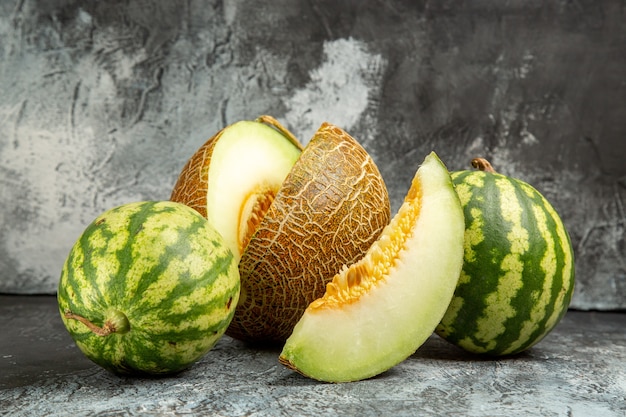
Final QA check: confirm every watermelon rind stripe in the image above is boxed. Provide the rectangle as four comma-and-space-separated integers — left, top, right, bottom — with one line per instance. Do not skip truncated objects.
496, 178, 551, 354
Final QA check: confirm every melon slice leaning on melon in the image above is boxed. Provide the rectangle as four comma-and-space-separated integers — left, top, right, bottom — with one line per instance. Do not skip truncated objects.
279, 152, 465, 382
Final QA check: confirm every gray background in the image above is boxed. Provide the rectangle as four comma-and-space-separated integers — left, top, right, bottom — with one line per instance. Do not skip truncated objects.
0, 0, 624, 310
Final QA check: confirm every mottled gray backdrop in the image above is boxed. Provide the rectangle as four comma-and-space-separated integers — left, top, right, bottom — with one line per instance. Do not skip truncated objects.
1, 0, 624, 310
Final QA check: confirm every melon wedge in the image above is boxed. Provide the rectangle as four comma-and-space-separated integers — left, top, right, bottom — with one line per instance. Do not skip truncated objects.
279, 152, 465, 382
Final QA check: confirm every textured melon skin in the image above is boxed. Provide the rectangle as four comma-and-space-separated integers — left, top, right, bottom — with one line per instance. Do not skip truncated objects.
229, 123, 391, 344
436, 170, 575, 356
58, 201, 240, 375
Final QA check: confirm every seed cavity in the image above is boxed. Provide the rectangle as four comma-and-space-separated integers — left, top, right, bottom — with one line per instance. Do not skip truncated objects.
238, 188, 276, 254
311, 180, 423, 309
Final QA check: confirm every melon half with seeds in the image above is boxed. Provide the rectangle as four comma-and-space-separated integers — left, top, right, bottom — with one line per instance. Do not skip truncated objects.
171, 115, 303, 260
171, 117, 391, 344
279, 152, 465, 382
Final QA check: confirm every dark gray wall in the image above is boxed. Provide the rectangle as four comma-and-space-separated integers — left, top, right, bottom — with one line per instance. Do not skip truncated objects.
1, 0, 624, 309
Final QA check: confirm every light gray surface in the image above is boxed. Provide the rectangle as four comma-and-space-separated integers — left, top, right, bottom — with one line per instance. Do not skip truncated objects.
1, 296, 625, 416
1, 1, 625, 310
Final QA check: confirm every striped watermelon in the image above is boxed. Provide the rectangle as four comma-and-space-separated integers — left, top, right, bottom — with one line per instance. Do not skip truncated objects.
435, 159, 575, 356
57, 201, 240, 375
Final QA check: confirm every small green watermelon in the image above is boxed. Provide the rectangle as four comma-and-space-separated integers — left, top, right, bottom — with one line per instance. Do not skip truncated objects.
58, 201, 240, 375
436, 158, 575, 356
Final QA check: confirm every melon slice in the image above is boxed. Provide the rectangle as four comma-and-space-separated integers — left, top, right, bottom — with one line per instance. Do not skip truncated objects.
278, 152, 465, 382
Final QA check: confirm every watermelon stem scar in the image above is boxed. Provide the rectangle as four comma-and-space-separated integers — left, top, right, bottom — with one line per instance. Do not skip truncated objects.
64, 310, 130, 336
471, 158, 496, 173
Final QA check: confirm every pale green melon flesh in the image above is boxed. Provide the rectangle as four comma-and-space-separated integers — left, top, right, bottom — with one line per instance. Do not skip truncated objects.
279, 152, 465, 382
206, 121, 302, 259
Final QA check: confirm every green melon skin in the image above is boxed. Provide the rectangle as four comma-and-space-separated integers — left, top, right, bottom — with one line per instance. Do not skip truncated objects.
57, 201, 240, 375
436, 169, 575, 356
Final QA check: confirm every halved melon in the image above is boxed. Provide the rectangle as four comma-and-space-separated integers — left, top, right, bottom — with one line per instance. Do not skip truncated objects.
171, 118, 391, 344
279, 152, 465, 382
171, 116, 303, 260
